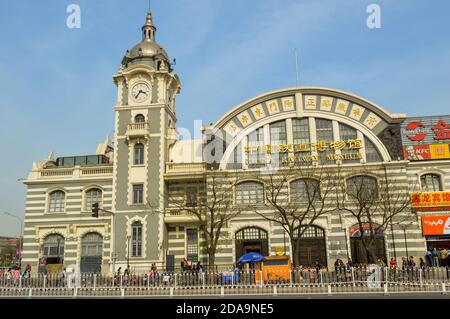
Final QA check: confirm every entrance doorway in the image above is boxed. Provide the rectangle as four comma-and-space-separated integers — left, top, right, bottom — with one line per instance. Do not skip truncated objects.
296, 226, 327, 267
235, 227, 269, 260
350, 224, 386, 264
80, 233, 103, 273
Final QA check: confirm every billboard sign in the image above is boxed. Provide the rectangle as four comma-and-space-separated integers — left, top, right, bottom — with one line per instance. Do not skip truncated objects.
401, 116, 450, 161
411, 191, 450, 211
421, 215, 450, 235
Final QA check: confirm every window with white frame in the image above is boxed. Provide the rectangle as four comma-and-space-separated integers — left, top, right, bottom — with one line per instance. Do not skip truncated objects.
339, 123, 360, 164
186, 228, 198, 263
132, 184, 144, 204
134, 143, 145, 165
48, 190, 65, 213
290, 179, 321, 202
420, 174, 442, 192
235, 182, 264, 204
346, 175, 379, 201
85, 188, 102, 211
364, 137, 382, 163
131, 221, 143, 257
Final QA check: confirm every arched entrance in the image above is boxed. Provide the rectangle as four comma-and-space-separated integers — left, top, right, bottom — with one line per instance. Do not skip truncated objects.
350, 224, 386, 264
43, 234, 65, 265
235, 227, 269, 260
296, 225, 327, 267
80, 233, 103, 273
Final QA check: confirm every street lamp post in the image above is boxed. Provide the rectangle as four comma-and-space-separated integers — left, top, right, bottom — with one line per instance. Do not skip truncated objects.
400, 225, 409, 258
3, 212, 23, 269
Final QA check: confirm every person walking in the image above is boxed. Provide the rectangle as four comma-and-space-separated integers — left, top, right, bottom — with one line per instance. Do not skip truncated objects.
419, 258, 425, 270
426, 249, 433, 267
432, 248, 440, 267
440, 248, 448, 267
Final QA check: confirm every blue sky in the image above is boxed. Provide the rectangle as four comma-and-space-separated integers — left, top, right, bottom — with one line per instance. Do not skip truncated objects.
0, 0, 449, 236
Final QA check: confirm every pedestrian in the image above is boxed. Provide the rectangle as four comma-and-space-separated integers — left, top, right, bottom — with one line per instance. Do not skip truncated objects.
408, 256, 416, 268
425, 249, 432, 267
180, 258, 186, 271
419, 258, 425, 270
346, 258, 353, 272
196, 261, 203, 273
440, 248, 448, 267
432, 248, 440, 267
401, 257, 407, 270
389, 257, 396, 270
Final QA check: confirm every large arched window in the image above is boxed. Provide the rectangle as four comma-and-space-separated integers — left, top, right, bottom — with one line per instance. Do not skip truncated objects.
131, 221, 143, 257
420, 174, 442, 191
315, 118, 334, 164
85, 188, 102, 211
48, 190, 65, 213
134, 143, 145, 165
235, 227, 269, 258
346, 175, 378, 201
81, 233, 103, 256
290, 179, 321, 202
134, 114, 145, 123
270, 121, 288, 165
235, 181, 264, 204
43, 234, 65, 264
364, 137, 382, 163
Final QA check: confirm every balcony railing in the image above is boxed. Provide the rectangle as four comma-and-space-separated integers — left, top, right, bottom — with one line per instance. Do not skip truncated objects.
126, 122, 149, 139
37, 166, 113, 179
165, 162, 206, 174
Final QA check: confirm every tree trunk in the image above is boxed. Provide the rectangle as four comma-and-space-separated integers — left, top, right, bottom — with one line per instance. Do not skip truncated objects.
291, 238, 299, 268
208, 248, 216, 271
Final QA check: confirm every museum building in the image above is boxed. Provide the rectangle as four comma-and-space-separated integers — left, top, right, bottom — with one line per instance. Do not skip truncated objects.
21, 10, 450, 273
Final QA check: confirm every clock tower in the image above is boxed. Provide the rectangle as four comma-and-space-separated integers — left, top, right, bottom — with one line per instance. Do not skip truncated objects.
111, 10, 181, 270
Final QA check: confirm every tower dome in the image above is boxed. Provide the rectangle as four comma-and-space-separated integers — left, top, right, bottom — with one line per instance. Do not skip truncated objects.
121, 10, 170, 68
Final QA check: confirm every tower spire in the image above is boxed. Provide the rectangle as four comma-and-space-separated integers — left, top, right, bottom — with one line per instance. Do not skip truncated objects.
142, 10, 156, 41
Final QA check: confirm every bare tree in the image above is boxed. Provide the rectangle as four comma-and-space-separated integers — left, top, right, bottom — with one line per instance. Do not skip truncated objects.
336, 164, 416, 264
251, 165, 339, 267
169, 172, 241, 270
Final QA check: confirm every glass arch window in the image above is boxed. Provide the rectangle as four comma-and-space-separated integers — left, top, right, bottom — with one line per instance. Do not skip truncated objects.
346, 175, 379, 201
85, 188, 102, 211
43, 234, 65, 264
227, 142, 243, 170
235, 181, 264, 204
364, 137, 382, 163
339, 123, 360, 164
290, 179, 321, 202
134, 114, 145, 123
247, 127, 265, 168
134, 143, 145, 165
235, 227, 268, 240
420, 174, 442, 191
48, 191, 65, 213
131, 221, 143, 257
296, 225, 325, 238
270, 121, 288, 166
292, 118, 311, 166
81, 233, 103, 256
315, 119, 334, 165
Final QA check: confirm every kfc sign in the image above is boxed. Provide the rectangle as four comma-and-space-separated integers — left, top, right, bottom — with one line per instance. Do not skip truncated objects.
432, 120, 450, 140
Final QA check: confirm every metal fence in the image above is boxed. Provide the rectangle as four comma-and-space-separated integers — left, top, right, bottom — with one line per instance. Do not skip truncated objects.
0, 267, 449, 289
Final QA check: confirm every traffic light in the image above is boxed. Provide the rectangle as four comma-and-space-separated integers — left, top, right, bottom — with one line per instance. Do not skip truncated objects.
91, 202, 99, 218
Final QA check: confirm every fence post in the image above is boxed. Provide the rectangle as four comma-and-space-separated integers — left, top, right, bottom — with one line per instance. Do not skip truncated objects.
260, 271, 263, 287
351, 268, 355, 287
93, 274, 97, 291
120, 274, 123, 289
384, 282, 389, 296
220, 286, 224, 298
43, 275, 46, 290
442, 283, 447, 295
174, 273, 177, 288
327, 285, 332, 296
273, 285, 278, 297
147, 274, 150, 289
231, 271, 234, 286
28, 288, 32, 299
320, 271, 323, 286
19, 275, 22, 289
121, 288, 125, 298
202, 273, 205, 288
74, 287, 78, 298
169, 287, 174, 298
419, 269, 423, 287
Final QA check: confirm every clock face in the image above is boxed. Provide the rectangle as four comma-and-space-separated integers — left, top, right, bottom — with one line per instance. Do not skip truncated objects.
131, 82, 151, 102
